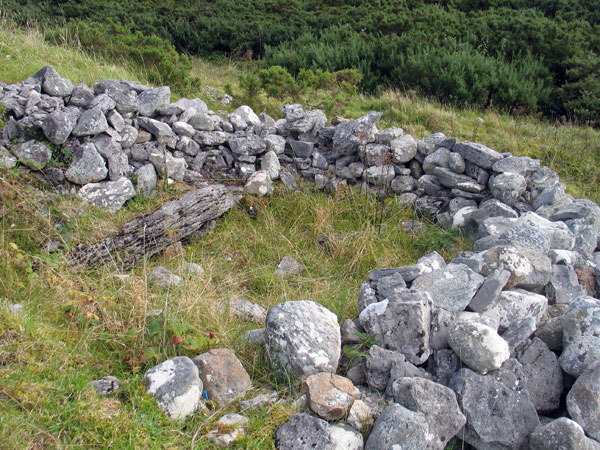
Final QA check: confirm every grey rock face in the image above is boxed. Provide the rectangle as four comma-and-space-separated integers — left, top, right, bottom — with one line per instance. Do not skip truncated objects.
70, 82, 95, 107
65, 143, 107, 184
359, 289, 432, 365
411, 263, 484, 313
134, 163, 157, 197
391, 377, 466, 449
469, 267, 511, 313
453, 141, 503, 169
42, 109, 78, 145
93, 79, 138, 113
333, 111, 381, 156
193, 130, 230, 146
559, 296, 600, 377
275, 413, 334, 450
78, 177, 135, 213
137, 86, 170, 116
447, 320, 509, 374
567, 361, 600, 441
192, 348, 251, 407
144, 356, 202, 421
390, 134, 417, 163
265, 134, 286, 154
481, 289, 548, 332
546, 264, 586, 304
480, 245, 534, 289
72, 107, 108, 137
529, 418, 600, 450
229, 105, 261, 130
228, 134, 266, 156
450, 367, 539, 450
138, 117, 177, 148
365, 403, 434, 450
490, 172, 527, 206
11, 140, 52, 170
265, 300, 340, 380
41, 66, 74, 97
244, 170, 273, 196
518, 337, 563, 414
149, 149, 186, 181
364, 165, 395, 186
261, 150, 280, 180
106, 151, 129, 181
0, 147, 17, 169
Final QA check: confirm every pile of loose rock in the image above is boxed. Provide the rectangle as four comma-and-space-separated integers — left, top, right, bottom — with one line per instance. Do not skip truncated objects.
3, 67, 600, 448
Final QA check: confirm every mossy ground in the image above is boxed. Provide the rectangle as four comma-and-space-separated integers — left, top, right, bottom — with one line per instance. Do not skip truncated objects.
0, 21, 597, 449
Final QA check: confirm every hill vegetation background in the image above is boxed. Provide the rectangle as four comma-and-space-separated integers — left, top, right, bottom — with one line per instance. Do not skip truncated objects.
3, 0, 600, 125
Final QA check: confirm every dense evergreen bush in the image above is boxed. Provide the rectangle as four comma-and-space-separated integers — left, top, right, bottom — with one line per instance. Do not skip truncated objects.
3, 0, 598, 123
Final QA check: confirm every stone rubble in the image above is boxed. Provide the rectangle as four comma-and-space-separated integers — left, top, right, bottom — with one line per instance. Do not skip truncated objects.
2, 67, 600, 449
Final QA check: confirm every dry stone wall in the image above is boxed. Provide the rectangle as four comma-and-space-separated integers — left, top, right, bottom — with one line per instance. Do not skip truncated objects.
2, 67, 600, 449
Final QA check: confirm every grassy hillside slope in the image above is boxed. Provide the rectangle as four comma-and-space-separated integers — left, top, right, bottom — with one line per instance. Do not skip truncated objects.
0, 23, 598, 449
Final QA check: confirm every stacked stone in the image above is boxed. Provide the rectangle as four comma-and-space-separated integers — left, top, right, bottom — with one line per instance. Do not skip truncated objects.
3, 67, 600, 449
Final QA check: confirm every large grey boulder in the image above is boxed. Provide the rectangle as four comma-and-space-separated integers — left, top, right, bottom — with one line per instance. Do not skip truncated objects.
41, 66, 74, 97
228, 134, 266, 155
42, 108, 79, 145
332, 111, 381, 156
546, 264, 586, 304
229, 105, 261, 131
261, 150, 280, 180
516, 212, 575, 250
265, 300, 340, 380
390, 377, 466, 449
11, 140, 52, 170
359, 289, 432, 365
70, 82, 95, 107
567, 361, 600, 441
450, 366, 539, 450
453, 141, 503, 169
411, 263, 484, 313
0, 147, 17, 169
78, 177, 135, 213
518, 337, 563, 414
364, 165, 395, 186
192, 348, 251, 407
480, 245, 534, 289
93, 79, 138, 113
265, 134, 286, 154
144, 356, 202, 421
282, 104, 327, 134
275, 413, 335, 450
137, 86, 170, 116
365, 403, 435, 450
65, 142, 107, 184
447, 320, 509, 374
559, 296, 600, 377
389, 134, 417, 163
489, 172, 527, 207
364, 345, 430, 392
72, 107, 108, 137
529, 418, 600, 450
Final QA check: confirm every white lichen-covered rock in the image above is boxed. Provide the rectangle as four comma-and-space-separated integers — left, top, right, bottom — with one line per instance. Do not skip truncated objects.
244, 170, 273, 196
529, 417, 600, 450
78, 177, 135, 213
447, 320, 509, 374
65, 142, 108, 185
261, 150, 280, 180
560, 296, 600, 377
11, 140, 52, 170
411, 263, 484, 313
265, 300, 340, 380
480, 288, 548, 332
144, 356, 203, 421
329, 424, 364, 450
149, 149, 186, 181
